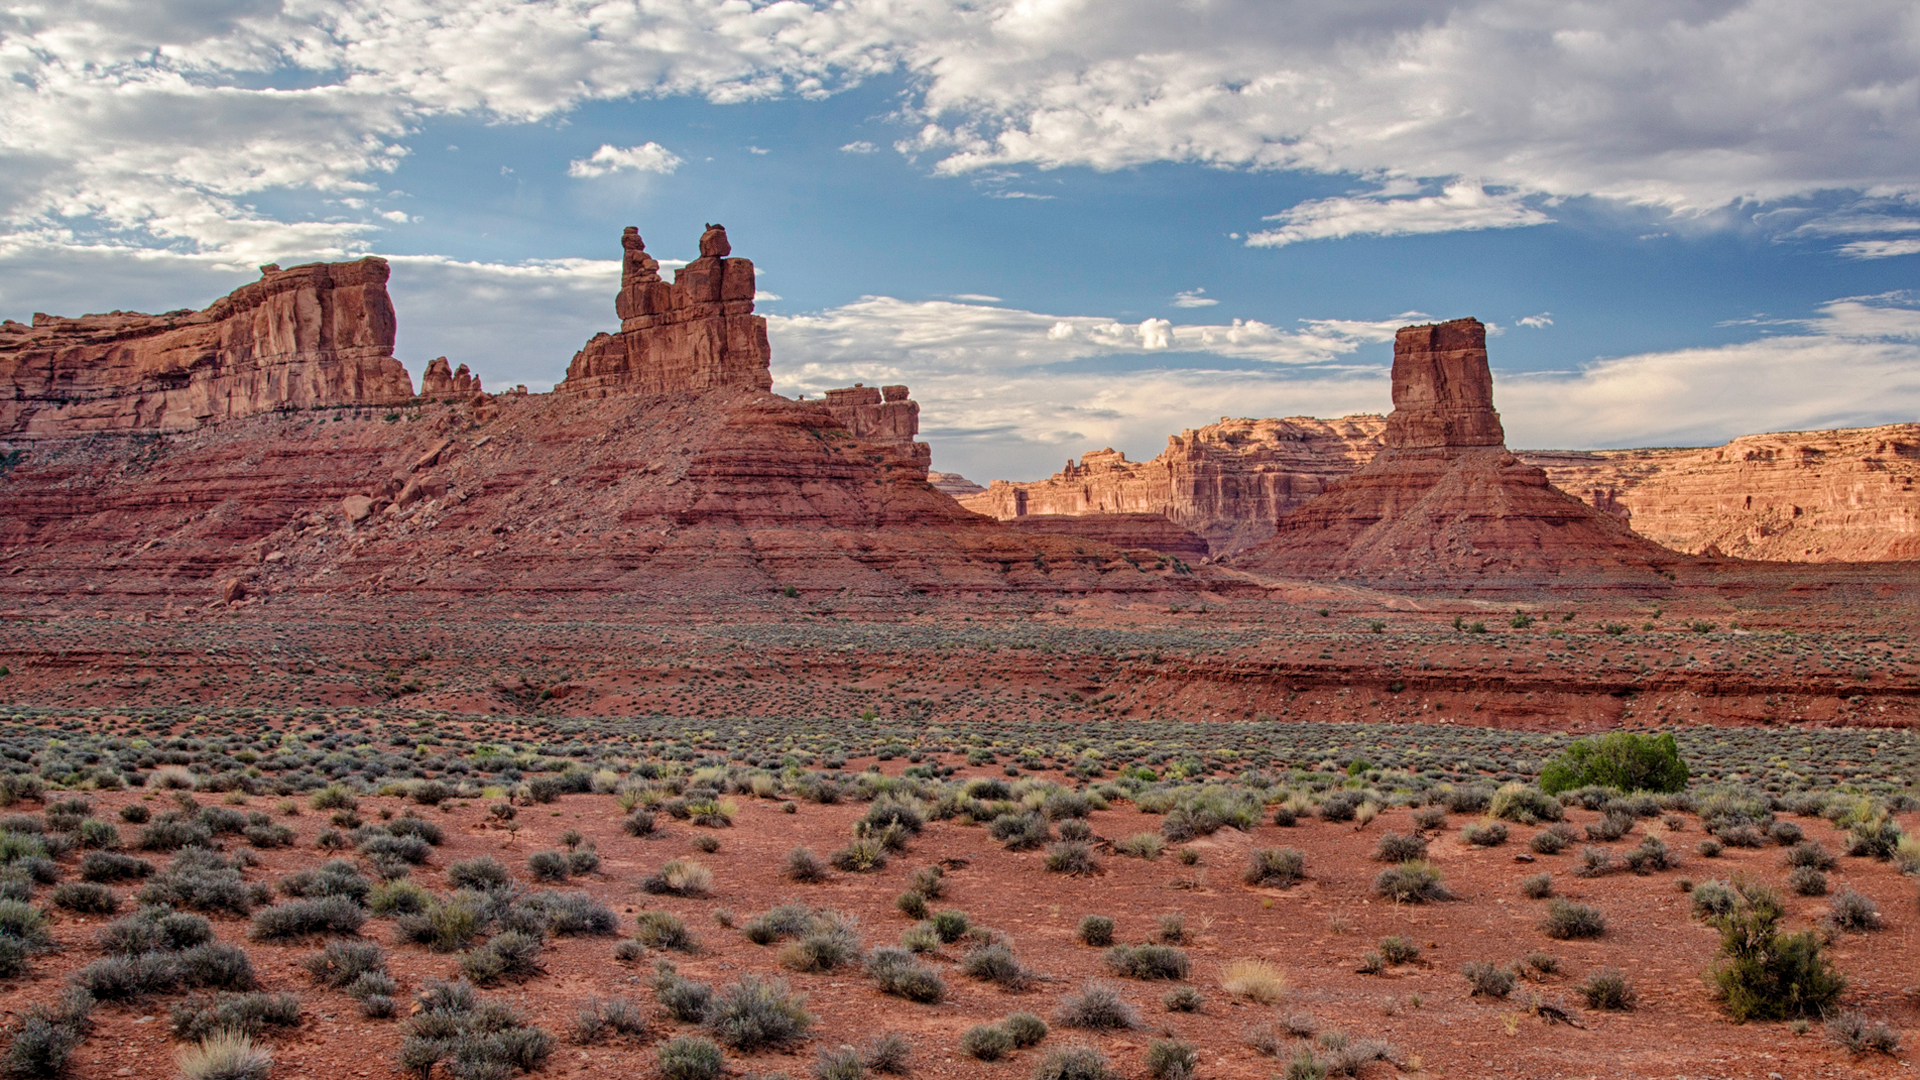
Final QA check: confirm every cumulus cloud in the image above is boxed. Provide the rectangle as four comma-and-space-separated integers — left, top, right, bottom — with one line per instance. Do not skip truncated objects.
1248, 182, 1551, 247
3, 0, 1917, 264
566, 142, 683, 178
1517, 313, 1553, 329
1172, 288, 1217, 308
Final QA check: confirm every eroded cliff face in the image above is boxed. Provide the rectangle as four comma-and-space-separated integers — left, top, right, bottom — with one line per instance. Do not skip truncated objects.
558, 225, 773, 398
0, 258, 413, 438
1231, 318, 1679, 589
822, 383, 931, 470
960, 416, 1387, 556
1523, 424, 1920, 562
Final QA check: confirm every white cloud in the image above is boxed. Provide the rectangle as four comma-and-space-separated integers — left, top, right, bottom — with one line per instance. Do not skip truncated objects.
1172, 288, 1217, 308
1838, 238, 1920, 259
1517, 313, 1553, 329
1249, 182, 1551, 247
566, 142, 683, 179
840, 141, 877, 154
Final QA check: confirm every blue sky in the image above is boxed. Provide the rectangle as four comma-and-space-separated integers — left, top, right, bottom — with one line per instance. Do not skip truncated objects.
2, 1, 1917, 481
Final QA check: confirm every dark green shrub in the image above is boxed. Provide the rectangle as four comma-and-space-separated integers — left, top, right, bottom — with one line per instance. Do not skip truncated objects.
1032, 1044, 1113, 1080
865, 947, 945, 1003
705, 975, 814, 1050
1709, 883, 1844, 1021
170, 991, 301, 1040
961, 1024, 1014, 1061
1004, 1012, 1048, 1047
1520, 872, 1554, 899
1582, 969, 1636, 1010
459, 929, 544, 984
1371, 833, 1426, 863
176, 943, 256, 991
786, 846, 829, 883
1076, 915, 1114, 946
1461, 822, 1508, 847
1540, 733, 1688, 795
1245, 847, 1305, 887
989, 812, 1050, 851
1104, 944, 1189, 980
1373, 861, 1450, 903
447, 856, 511, 892
1461, 961, 1514, 998
1145, 1039, 1197, 1080
1044, 842, 1100, 876
79, 852, 152, 883
72, 952, 179, 1000
98, 907, 211, 954
250, 896, 366, 941
1055, 982, 1137, 1030
656, 1036, 724, 1080
1540, 899, 1606, 939
653, 966, 715, 1023
1826, 888, 1880, 933
1378, 936, 1419, 965
51, 882, 118, 914
302, 940, 386, 989
961, 942, 1034, 989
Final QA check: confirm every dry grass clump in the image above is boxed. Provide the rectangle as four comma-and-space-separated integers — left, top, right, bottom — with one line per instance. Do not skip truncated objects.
1218, 959, 1286, 1004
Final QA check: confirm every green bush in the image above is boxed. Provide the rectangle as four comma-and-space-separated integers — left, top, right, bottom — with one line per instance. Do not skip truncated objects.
1540, 733, 1688, 795
1076, 915, 1114, 947
961, 1024, 1014, 1061
1709, 883, 1844, 1021
705, 975, 814, 1050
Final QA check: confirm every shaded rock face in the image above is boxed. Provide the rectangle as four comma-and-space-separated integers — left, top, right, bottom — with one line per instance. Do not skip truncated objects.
927, 471, 986, 499
1523, 423, 1920, 562
822, 383, 930, 469
960, 416, 1388, 556
1231, 318, 1680, 589
1002, 513, 1212, 562
558, 224, 772, 397
0, 258, 413, 438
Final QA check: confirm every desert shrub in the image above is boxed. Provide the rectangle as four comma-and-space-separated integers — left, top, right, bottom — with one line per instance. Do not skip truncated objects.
1378, 936, 1419, 965
514, 891, 617, 937
1717, 824, 1765, 848
1316, 792, 1361, 823
1005, 1011, 1049, 1047
1156, 913, 1187, 944
302, 940, 386, 989
1789, 866, 1829, 896
175, 1029, 272, 1080
170, 991, 302, 1040
1784, 841, 1837, 870
1045, 841, 1100, 876
1690, 880, 1738, 920
785, 846, 829, 882
1519, 872, 1554, 899
2, 993, 91, 1078
97, 907, 211, 954
1582, 968, 1636, 1010
387, 815, 444, 846
138, 849, 251, 916
1826, 888, 1881, 933
370, 879, 430, 916
962, 941, 1034, 989
1461, 822, 1508, 847
962, 1024, 1015, 1061
830, 837, 889, 873
357, 833, 431, 865
928, 909, 970, 943
395, 893, 483, 952
1372, 833, 1426, 863
443, 856, 510, 893
1076, 915, 1114, 947
1219, 958, 1285, 1003
743, 902, 816, 945
1489, 784, 1563, 824
51, 882, 118, 914
1826, 1012, 1901, 1055
525, 850, 569, 883
1144, 1038, 1197, 1080
1847, 816, 1904, 860
906, 866, 945, 899
656, 1036, 725, 1080
1245, 847, 1305, 888
398, 978, 553, 1079
1768, 821, 1804, 846
1624, 835, 1675, 873
1114, 833, 1164, 860
73, 952, 180, 1000
1540, 899, 1606, 939
705, 975, 815, 1050
895, 891, 928, 920
1585, 812, 1633, 842
279, 860, 371, 904
1461, 961, 1515, 998
812, 1045, 866, 1080
1373, 861, 1450, 903
1540, 732, 1688, 795
1573, 846, 1616, 878
250, 895, 366, 941
79, 851, 152, 883
138, 818, 214, 852
622, 809, 657, 837
1032, 1044, 1113, 1080
570, 996, 647, 1044
989, 812, 1050, 851
1055, 982, 1138, 1030
634, 910, 698, 952
1709, 883, 1844, 1021
642, 859, 713, 897
865, 947, 945, 1003
459, 929, 545, 984
176, 943, 257, 991
310, 785, 357, 811
780, 913, 864, 974
1529, 829, 1571, 855
1696, 838, 1722, 857
1105, 944, 1189, 980
653, 965, 715, 1023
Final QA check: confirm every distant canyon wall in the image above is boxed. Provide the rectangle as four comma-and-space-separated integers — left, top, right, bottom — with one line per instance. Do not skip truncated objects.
0, 258, 413, 438
965, 417, 1920, 563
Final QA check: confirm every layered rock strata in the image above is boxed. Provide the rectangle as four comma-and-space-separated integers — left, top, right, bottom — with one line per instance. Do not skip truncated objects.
1002, 513, 1211, 562
928, 472, 986, 499
960, 416, 1387, 555
823, 383, 931, 469
1522, 424, 1920, 562
558, 225, 772, 397
1231, 318, 1679, 588
0, 259, 413, 438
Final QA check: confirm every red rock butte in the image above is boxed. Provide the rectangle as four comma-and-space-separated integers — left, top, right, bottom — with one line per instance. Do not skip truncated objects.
1230, 317, 1681, 589
0, 258, 413, 438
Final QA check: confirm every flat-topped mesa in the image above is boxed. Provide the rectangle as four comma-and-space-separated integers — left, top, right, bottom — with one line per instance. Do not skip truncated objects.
1385, 317, 1504, 451
822, 383, 931, 468
0, 258, 412, 439
420, 357, 482, 398
557, 224, 772, 398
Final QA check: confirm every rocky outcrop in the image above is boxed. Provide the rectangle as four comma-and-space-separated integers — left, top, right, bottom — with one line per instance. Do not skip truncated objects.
0, 258, 413, 438
1231, 318, 1679, 589
822, 383, 931, 469
1002, 513, 1211, 562
557, 224, 772, 398
1522, 424, 1920, 562
420, 357, 482, 398
928, 472, 986, 499
959, 416, 1387, 555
